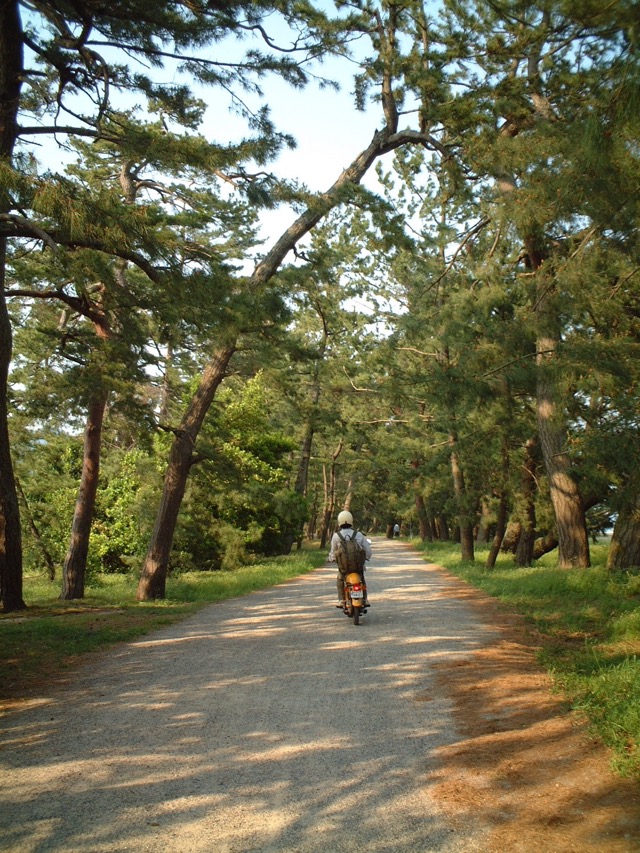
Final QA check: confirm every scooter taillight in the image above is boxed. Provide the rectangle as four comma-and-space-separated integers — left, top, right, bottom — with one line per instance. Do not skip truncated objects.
352, 584, 362, 592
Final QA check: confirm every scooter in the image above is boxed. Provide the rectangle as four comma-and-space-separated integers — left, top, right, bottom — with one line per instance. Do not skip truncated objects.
343, 571, 368, 625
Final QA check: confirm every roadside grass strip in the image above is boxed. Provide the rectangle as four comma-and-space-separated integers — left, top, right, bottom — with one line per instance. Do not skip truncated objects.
414, 539, 640, 780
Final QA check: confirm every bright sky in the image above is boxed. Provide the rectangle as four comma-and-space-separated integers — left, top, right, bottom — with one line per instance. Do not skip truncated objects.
24, 8, 396, 272
202, 47, 384, 251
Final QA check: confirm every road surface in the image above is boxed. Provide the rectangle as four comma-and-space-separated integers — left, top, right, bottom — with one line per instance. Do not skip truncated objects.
1, 539, 500, 852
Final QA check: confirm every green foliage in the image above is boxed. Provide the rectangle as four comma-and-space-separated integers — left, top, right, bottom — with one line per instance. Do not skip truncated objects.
89, 449, 155, 574
5, 0, 640, 605
174, 373, 306, 569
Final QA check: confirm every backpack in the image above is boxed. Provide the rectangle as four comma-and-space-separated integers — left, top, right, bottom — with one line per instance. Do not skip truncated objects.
334, 530, 366, 575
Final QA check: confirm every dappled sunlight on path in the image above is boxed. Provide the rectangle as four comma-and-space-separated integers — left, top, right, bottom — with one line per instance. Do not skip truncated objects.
0, 539, 590, 852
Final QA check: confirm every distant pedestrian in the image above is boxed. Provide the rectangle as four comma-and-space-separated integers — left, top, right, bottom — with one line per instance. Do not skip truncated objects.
393, 522, 400, 538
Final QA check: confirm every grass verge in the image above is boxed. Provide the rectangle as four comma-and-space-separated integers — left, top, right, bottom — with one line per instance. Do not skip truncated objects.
0, 546, 328, 704
412, 539, 640, 780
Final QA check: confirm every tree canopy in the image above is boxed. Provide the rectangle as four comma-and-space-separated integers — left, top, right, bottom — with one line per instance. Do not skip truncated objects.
2, 0, 639, 610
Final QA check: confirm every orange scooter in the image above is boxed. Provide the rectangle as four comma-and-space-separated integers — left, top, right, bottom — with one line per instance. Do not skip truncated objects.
343, 571, 368, 625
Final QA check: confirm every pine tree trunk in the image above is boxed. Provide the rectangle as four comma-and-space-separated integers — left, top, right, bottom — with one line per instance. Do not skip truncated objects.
607, 492, 640, 570
533, 243, 590, 568
536, 338, 590, 568
158, 337, 174, 424
318, 439, 342, 549
0, 0, 26, 612
486, 491, 509, 569
449, 433, 474, 562
515, 437, 538, 567
435, 514, 449, 541
533, 531, 559, 559
414, 492, 431, 541
137, 346, 236, 600
0, 244, 24, 612
61, 390, 108, 599
485, 438, 510, 568
294, 421, 315, 497
476, 499, 491, 544
501, 521, 521, 553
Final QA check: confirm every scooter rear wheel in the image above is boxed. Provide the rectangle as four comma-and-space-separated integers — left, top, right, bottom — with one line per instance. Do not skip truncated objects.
353, 606, 360, 625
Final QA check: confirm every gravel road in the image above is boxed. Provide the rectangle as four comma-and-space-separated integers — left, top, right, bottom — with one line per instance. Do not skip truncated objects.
1, 539, 500, 852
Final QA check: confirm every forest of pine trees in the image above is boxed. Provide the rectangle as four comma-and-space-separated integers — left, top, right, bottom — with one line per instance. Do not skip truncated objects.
1, 0, 639, 610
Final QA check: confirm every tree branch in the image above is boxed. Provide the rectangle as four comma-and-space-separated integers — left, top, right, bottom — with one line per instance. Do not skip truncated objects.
251, 126, 449, 286
0, 216, 162, 282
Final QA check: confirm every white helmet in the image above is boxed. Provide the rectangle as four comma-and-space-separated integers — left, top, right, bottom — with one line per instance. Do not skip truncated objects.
337, 510, 353, 527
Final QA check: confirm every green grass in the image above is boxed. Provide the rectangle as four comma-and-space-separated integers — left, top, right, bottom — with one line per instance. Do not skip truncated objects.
413, 538, 640, 779
0, 546, 328, 700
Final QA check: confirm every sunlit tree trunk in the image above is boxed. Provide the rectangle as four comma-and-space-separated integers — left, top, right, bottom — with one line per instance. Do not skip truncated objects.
534, 248, 590, 568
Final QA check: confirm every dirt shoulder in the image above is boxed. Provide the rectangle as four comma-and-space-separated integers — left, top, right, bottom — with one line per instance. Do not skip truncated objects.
426, 564, 640, 852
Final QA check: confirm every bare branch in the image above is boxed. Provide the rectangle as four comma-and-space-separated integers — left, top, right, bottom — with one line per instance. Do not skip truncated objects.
397, 346, 439, 358
342, 366, 379, 393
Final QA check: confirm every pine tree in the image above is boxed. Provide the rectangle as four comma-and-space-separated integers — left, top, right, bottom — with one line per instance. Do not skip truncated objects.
0, 0, 351, 609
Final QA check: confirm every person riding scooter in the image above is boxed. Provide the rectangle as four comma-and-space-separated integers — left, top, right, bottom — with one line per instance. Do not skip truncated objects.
328, 510, 372, 608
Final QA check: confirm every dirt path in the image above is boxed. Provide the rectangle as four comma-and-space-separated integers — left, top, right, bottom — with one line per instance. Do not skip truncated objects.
1, 540, 639, 852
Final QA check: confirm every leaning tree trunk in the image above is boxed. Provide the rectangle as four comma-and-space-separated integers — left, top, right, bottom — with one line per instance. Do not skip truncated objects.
0, 0, 26, 612
61, 389, 108, 600
137, 346, 236, 600
135, 105, 440, 599
533, 531, 559, 559
486, 491, 509, 569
